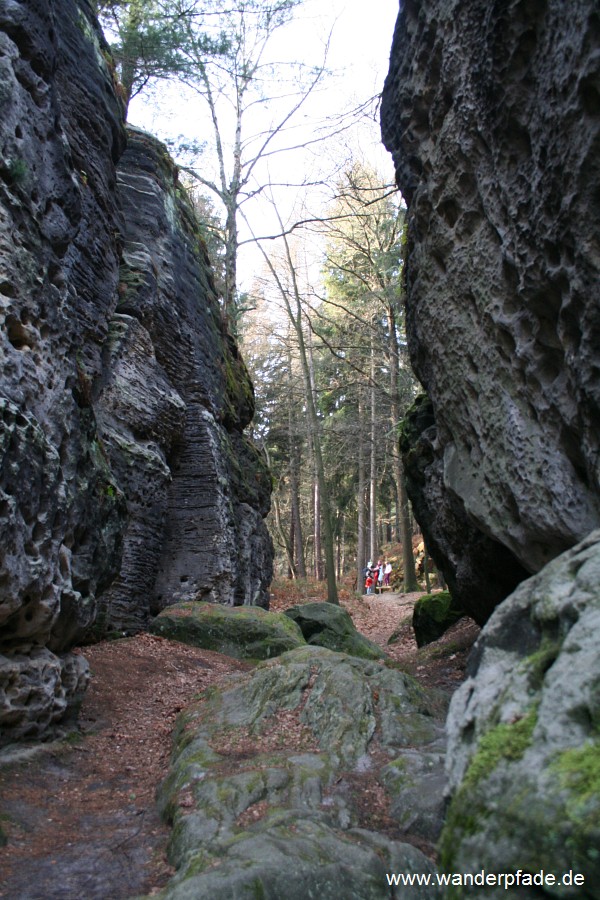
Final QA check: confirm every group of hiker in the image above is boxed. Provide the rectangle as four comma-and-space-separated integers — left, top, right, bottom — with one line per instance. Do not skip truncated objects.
363, 558, 392, 595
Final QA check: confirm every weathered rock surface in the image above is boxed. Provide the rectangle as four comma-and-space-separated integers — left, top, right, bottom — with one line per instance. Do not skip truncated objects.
442, 532, 600, 897
150, 601, 305, 660
94, 127, 273, 634
400, 396, 530, 625
0, 1, 272, 742
284, 601, 385, 659
151, 646, 447, 899
382, 0, 600, 594
0, 0, 127, 740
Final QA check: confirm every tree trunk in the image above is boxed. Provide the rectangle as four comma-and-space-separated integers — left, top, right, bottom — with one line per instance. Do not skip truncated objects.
272, 493, 295, 578
398, 470, 418, 591
387, 302, 418, 591
336, 512, 344, 580
424, 544, 431, 593
288, 515, 296, 579
356, 390, 367, 591
313, 475, 323, 580
307, 331, 323, 581
369, 334, 378, 564
287, 374, 306, 578
223, 201, 238, 323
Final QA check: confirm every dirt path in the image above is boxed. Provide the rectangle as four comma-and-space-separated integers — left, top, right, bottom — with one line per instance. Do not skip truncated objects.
0, 594, 479, 899
0, 636, 248, 899
345, 591, 479, 692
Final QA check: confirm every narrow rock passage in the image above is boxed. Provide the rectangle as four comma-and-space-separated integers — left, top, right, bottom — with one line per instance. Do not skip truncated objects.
0, 597, 478, 899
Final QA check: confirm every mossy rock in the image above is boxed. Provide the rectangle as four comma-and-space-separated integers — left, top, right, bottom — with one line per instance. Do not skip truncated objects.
152, 645, 445, 899
156, 814, 441, 899
284, 602, 385, 660
150, 602, 306, 660
412, 591, 464, 647
442, 534, 600, 895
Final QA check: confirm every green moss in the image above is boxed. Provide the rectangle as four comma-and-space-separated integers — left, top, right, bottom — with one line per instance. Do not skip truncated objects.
398, 394, 431, 452
463, 708, 537, 791
251, 877, 267, 899
439, 799, 490, 873
439, 708, 538, 871
412, 591, 465, 648
520, 636, 562, 689
553, 740, 600, 816
221, 345, 255, 429
2, 157, 28, 187
414, 591, 454, 623
117, 264, 145, 302
151, 602, 305, 660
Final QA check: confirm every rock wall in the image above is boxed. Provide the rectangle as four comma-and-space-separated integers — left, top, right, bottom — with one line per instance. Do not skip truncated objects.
382, 1, 600, 887
0, 0, 272, 743
382, 0, 600, 596
95, 127, 273, 635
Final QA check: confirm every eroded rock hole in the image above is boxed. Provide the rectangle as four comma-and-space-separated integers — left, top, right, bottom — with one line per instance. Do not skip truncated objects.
5, 316, 35, 351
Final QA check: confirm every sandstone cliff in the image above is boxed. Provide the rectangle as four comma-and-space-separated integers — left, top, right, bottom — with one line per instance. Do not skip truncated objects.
382, 0, 600, 610
0, 0, 272, 743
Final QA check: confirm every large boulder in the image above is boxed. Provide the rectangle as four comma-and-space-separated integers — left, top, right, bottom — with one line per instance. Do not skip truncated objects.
284, 602, 385, 660
442, 532, 600, 896
150, 602, 306, 660
151, 646, 447, 899
381, 0, 600, 611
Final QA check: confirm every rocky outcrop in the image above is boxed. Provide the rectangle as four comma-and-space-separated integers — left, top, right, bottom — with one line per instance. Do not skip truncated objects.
0, 0, 271, 743
0, 0, 127, 740
93, 127, 273, 635
442, 533, 600, 896
151, 646, 446, 899
382, 2, 600, 888
284, 602, 385, 660
382, 0, 600, 603
150, 601, 305, 660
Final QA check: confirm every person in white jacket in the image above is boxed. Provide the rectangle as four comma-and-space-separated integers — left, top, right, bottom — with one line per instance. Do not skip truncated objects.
383, 560, 392, 587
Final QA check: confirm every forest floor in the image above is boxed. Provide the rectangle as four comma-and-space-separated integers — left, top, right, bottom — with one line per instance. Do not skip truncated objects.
0, 586, 479, 900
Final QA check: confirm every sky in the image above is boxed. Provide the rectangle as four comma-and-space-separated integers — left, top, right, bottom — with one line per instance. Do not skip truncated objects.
127, 0, 400, 291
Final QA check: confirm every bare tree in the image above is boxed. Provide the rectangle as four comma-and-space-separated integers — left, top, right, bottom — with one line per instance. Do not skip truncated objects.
319, 162, 418, 590
245, 209, 339, 604
173, 0, 330, 324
